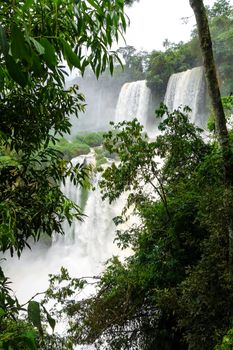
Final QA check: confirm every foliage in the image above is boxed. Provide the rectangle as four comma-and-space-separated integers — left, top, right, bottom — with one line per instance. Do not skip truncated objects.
0, 319, 38, 350
94, 148, 107, 168
117, 45, 148, 81
0, 263, 67, 349
0, 0, 128, 347
42, 106, 233, 350
0, 265, 38, 350
0, 0, 127, 256
50, 138, 90, 161
144, 0, 233, 99
0, 0, 127, 86
208, 95, 233, 131
50, 131, 116, 161
208, 0, 232, 18
146, 42, 200, 98
208, 1, 233, 95
1, 1, 233, 349
0, 144, 92, 256
75, 131, 105, 148
215, 327, 233, 350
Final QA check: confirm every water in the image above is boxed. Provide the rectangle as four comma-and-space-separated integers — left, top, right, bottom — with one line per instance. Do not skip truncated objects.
2, 71, 207, 298
2, 78, 153, 311
164, 66, 208, 128
67, 75, 122, 135
2, 70, 208, 344
115, 80, 151, 128
2, 155, 125, 305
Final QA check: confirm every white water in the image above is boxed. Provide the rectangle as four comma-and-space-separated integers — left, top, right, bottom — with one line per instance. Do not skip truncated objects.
164, 66, 207, 128
115, 80, 151, 128
2, 70, 208, 344
2, 155, 125, 305
2, 71, 208, 298
2, 78, 153, 323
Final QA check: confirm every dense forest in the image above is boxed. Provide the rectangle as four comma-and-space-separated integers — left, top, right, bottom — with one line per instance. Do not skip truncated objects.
1, 0, 233, 349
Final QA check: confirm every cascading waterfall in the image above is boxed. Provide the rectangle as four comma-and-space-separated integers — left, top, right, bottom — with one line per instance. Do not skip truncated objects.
115, 80, 151, 128
59, 154, 124, 265
164, 66, 207, 128
2, 154, 125, 304
2, 79, 152, 307
2, 69, 208, 344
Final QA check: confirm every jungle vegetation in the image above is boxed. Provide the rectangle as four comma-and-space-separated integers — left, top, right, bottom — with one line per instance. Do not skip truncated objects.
1, 0, 233, 350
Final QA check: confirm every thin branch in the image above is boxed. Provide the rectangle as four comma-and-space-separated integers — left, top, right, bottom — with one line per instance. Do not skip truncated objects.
21, 291, 46, 307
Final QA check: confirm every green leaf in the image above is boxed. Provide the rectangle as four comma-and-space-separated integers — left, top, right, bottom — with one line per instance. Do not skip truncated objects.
109, 55, 114, 75
28, 301, 43, 334
30, 51, 43, 75
47, 313, 56, 332
11, 25, 30, 61
0, 66, 5, 89
5, 55, 28, 87
23, 332, 38, 350
86, 0, 102, 12
40, 38, 57, 68
61, 39, 80, 69
121, 12, 127, 32
23, 0, 34, 10
42, 305, 56, 332
29, 37, 45, 55
0, 24, 8, 57
113, 53, 123, 70
0, 307, 5, 317
96, 62, 101, 79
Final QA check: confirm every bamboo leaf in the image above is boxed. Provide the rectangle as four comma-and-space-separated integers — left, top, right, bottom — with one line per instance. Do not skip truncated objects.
86, 0, 102, 13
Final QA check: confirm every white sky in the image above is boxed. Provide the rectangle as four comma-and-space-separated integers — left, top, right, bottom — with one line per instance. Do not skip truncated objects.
120, 0, 233, 52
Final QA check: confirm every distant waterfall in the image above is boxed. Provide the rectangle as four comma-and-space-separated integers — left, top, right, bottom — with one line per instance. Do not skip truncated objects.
115, 80, 151, 128
164, 66, 207, 128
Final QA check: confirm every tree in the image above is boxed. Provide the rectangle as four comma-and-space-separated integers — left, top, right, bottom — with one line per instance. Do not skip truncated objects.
116, 45, 148, 81
146, 42, 198, 98
189, 0, 233, 184
208, 0, 232, 17
39, 3, 233, 347
45, 108, 233, 349
208, 1, 233, 95
0, 0, 127, 254
0, 0, 129, 348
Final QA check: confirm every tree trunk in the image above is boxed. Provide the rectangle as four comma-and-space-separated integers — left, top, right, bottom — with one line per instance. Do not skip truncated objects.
189, 0, 233, 185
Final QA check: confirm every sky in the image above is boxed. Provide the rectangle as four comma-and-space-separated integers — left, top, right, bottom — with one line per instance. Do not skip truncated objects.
120, 0, 233, 52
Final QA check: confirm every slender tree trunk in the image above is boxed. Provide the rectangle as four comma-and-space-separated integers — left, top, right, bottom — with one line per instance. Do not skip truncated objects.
189, 0, 233, 185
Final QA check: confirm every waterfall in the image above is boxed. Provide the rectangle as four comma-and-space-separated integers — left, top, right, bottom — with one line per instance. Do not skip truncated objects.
1, 64, 211, 348
164, 66, 207, 128
2, 154, 125, 304
59, 154, 123, 264
115, 80, 151, 128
